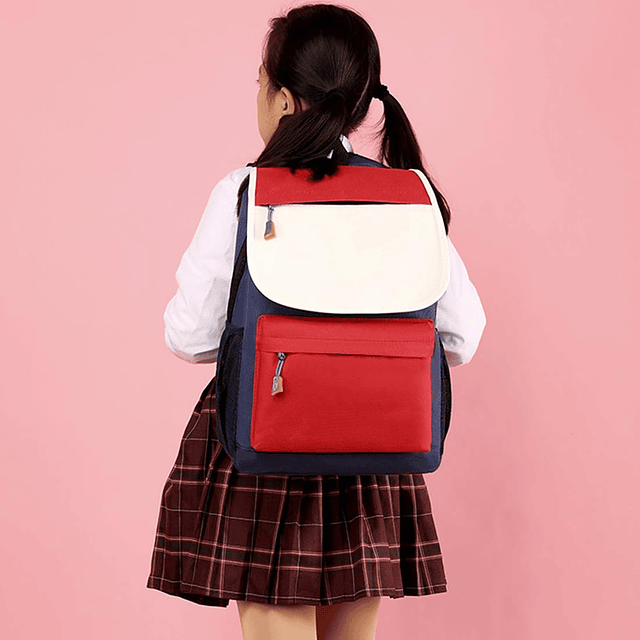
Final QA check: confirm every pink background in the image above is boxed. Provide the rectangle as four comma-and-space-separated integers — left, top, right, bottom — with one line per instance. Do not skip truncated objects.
1, 0, 638, 638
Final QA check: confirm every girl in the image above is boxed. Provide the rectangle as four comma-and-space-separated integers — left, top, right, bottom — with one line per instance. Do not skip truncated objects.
147, 4, 486, 639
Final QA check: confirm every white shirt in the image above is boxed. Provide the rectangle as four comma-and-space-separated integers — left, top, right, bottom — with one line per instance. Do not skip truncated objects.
164, 137, 486, 367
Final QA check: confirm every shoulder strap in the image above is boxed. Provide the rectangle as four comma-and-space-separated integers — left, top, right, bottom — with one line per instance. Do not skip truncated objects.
225, 237, 246, 324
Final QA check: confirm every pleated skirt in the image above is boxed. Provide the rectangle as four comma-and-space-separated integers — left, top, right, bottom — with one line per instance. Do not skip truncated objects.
146, 376, 447, 607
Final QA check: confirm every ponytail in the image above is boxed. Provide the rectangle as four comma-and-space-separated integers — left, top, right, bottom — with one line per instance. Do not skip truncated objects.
235, 90, 351, 217
375, 88, 451, 234
253, 89, 350, 181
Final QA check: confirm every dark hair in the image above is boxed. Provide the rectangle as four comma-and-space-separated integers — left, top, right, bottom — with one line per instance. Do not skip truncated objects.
236, 3, 451, 233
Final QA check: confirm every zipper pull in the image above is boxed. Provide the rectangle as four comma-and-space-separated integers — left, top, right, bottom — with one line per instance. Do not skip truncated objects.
271, 352, 286, 395
264, 205, 276, 240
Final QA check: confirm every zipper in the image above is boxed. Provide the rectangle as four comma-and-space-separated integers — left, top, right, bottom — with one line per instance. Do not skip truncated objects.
264, 203, 299, 240
271, 352, 286, 395
264, 205, 276, 240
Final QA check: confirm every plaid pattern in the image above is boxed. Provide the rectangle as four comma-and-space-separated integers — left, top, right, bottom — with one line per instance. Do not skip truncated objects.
146, 376, 447, 607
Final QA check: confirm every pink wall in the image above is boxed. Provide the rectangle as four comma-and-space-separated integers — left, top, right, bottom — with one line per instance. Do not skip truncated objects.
1, 0, 638, 638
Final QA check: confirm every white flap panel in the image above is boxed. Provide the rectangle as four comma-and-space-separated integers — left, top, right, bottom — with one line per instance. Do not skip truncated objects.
246, 167, 450, 314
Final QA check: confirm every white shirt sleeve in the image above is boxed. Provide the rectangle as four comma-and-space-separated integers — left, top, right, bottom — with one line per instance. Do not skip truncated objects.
163, 166, 252, 364
435, 237, 487, 367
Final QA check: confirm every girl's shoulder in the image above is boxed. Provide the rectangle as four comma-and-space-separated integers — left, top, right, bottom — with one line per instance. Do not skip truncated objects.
226, 165, 252, 184
203, 166, 252, 215
210, 164, 252, 191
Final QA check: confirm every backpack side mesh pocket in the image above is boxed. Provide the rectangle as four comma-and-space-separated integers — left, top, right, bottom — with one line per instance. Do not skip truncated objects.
214, 322, 244, 458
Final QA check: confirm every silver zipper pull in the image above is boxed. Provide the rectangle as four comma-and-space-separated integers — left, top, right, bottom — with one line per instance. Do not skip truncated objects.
264, 205, 276, 240
271, 352, 286, 395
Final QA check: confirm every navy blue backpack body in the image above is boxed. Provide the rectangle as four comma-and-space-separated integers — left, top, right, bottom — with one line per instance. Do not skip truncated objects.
214, 152, 452, 475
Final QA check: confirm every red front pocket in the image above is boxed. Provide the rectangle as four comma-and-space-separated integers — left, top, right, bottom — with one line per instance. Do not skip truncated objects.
251, 315, 435, 453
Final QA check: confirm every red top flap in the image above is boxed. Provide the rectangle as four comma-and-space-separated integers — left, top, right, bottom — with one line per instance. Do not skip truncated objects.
255, 166, 432, 205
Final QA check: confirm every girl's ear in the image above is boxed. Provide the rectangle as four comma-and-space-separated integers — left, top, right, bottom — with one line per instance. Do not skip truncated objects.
280, 86, 297, 115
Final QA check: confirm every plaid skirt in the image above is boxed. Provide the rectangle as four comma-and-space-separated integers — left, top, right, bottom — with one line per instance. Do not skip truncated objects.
146, 375, 447, 607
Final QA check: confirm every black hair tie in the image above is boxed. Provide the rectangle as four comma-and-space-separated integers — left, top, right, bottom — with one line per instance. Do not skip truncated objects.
324, 87, 346, 102
373, 83, 390, 101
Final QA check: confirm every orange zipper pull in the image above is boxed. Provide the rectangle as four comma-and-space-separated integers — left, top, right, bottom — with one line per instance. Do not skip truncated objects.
264, 205, 276, 240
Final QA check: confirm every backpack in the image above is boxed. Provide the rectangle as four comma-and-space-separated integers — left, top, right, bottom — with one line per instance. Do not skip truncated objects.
214, 152, 452, 475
